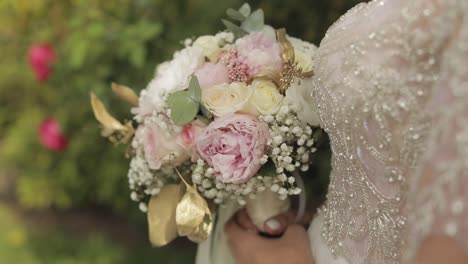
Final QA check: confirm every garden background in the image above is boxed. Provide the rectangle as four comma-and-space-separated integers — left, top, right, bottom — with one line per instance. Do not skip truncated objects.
0, 0, 362, 263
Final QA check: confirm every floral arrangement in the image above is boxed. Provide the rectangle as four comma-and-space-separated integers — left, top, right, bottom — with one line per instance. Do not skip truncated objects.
91, 3, 322, 247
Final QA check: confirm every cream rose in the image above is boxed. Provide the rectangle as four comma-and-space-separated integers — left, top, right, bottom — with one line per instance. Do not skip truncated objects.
202, 82, 252, 117
193, 36, 222, 61
246, 79, 283, 116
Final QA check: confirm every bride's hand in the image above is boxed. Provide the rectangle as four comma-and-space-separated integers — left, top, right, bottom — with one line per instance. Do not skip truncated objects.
236, 208, 314, 235
225, 209, 314, 264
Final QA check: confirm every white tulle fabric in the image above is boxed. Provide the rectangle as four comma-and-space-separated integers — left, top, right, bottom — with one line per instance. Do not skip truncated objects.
309, 0, 468, 263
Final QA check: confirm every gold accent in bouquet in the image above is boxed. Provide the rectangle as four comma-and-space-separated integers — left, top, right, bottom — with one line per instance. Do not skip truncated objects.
147, 168, 214, 246
111, 83, 139, 107
175, 169, 213, 242
275, 29, 314, 94
147, 184, 184, 247
90, 92, 135, 145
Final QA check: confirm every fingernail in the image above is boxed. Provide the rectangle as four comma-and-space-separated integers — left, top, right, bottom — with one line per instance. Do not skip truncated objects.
265, 219, 281, 231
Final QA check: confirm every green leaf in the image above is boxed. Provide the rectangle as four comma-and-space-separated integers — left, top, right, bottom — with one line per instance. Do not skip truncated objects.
69, 38, 88, 69
257, 159, 277, 177
238, 3, 251, 17
129, 46, 146, 68
166, 76, 201, 126
226, 8, 246, 22
188, 76, 201, 102
222, 19, 247, 38
167, 91, 199, 126
241, 9, 264, 32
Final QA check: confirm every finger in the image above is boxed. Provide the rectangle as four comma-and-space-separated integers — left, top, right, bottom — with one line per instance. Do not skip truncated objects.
225, 216, 255, 250
225, 217, 273, 257
263, 214, 291, 235
235, 209, 257, 232
283, 224, 309, 240
262, 208, 316, 235
282, 225, 314, 260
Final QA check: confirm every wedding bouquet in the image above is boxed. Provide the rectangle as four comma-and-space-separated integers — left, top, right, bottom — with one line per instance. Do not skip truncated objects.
91, 3, 322, 247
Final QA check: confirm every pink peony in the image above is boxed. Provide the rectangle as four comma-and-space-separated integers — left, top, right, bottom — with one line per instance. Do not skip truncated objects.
28, 44, 57, 81
136, 122, 190, 170
236, 31, 283, 77
38, 117, 68, 152
194, 63, 230, 89
196, 114, 269, 184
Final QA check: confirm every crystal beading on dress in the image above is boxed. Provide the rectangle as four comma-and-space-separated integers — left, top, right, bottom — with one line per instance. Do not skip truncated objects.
309, 0, 467, 263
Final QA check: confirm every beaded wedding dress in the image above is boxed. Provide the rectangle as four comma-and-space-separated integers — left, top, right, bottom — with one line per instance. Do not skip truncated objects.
197, 0, 467, 263
308, 0, 467, 263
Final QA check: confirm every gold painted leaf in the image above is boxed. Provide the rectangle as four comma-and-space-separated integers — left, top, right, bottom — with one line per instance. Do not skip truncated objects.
176, 184, 208, 236
276, 29, 295, 63
90, 92, 128, 131
147, 184, 183, 247
111, 83, 139, 107
187, 215, 213, 243
174, 169, 213, 240
256, 69, 282, 87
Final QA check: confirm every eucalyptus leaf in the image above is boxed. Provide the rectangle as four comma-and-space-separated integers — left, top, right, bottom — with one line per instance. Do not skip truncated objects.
167, 90, 199, 126
222, 19, 247, 38
227, 8, 246, 22
257, 159, 277, 177
238, 3, 251, 17
188, 76, 201, 102
241, 9, 264, 32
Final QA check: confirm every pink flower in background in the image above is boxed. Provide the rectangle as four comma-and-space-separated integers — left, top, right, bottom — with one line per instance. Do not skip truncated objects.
38, 118, 68, 152
196, 114, 269, 184
194, 63, 230, 89
28, 44, 57, 81
236, 31, 283, 77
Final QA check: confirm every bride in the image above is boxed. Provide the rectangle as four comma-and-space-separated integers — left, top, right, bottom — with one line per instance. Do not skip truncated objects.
198, 0, 468, 263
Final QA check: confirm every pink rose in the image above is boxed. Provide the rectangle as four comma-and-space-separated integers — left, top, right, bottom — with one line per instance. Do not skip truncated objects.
236, 31, 283, 77
179, 119, 207, 161
196, 114, 269, 184
194, 63, 230, 89
28, 44, 57, 81
38, 117, 68, 152
137, 122, 190, 170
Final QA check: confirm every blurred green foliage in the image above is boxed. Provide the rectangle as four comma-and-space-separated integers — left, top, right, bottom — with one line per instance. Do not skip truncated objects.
0, 0, 362, 213
0, 203, 193, 264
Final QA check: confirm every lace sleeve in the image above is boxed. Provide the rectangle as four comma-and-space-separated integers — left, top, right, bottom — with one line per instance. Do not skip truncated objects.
309, 0, 465, 263
404, 10, 468, 261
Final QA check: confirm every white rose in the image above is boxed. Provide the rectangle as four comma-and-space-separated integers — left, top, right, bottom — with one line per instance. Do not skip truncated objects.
246, 79, 283, 116
193, 36, 222, 61
132, 46, 204, 120
285, 77, 321, 126
202, 82, 252, 117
